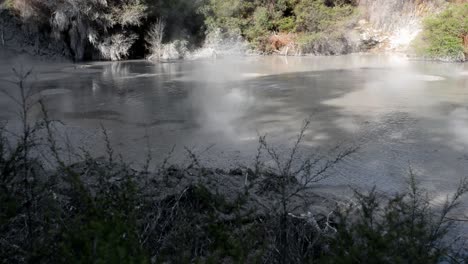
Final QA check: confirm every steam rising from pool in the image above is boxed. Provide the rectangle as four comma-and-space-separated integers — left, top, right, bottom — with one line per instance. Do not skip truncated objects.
358, 0, 445, 51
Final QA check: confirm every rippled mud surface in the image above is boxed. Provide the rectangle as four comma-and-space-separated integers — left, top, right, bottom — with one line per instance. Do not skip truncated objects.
1, 54, 468, 198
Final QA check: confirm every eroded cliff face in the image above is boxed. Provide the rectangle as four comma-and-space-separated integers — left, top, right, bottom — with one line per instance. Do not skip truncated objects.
0, 8, 71, 61
356, 0, 446, 52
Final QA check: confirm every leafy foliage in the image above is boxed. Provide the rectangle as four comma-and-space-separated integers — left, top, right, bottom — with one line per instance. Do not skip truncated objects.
294, 0, 356, 32
4, 0, 467, 59
413, 3, 468, 61
203, 0, 358, 52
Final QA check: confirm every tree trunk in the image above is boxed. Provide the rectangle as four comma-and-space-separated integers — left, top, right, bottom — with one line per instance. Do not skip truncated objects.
279, 213, 289, 264
463, 35, 468, 53
1, 27, 4, 46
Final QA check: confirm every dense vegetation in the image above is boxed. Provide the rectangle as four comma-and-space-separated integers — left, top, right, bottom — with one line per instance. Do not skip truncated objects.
413, 2, 468, 62
0, 0, 360, 60
203, 0, 359, 54
2, 0, 467, 61
0, 70, 467, 263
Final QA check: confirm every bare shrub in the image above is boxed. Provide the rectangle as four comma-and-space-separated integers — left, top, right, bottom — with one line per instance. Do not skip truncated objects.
0, 68, 56, 263
0, 71, 467, 263
146, 19, 166, 61
250, 120, 357, 263
97, 33, 138, 61
161, 40, 189, 60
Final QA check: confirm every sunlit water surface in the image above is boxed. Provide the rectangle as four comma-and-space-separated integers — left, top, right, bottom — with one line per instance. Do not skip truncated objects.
1, 54, 468, 203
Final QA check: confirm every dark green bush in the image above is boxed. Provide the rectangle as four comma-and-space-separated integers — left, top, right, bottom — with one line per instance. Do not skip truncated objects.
322, 177, 467, 263
294, 0, 356, 33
